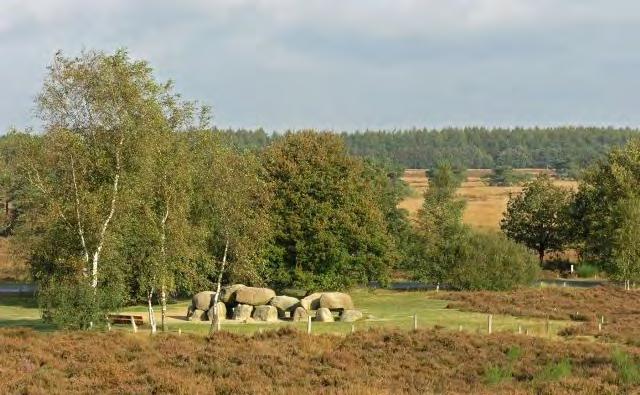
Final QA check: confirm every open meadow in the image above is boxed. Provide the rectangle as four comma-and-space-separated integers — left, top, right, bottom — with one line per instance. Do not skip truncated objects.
399, 169, 578, 231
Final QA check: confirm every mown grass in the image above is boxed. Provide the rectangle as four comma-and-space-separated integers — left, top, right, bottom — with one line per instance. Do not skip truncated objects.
0, 288, 572, 337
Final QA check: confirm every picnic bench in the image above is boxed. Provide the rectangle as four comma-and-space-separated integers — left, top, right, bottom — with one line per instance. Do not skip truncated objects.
108, 314, 144, 326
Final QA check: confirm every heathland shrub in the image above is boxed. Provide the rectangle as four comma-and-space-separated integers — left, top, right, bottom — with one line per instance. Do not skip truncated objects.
612, 349, 640, 385
447, 231, 539, 291
38, 279, 125, 330
576, 263, 599, 278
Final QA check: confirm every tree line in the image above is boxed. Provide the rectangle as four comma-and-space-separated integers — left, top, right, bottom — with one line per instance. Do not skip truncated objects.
218, 127, 639, 174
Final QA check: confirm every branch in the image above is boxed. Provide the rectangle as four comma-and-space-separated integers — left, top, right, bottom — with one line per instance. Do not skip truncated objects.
71, 154, 90, 267
90, 136, 123, 288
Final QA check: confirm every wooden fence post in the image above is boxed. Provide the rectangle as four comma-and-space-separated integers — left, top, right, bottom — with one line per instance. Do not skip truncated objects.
518, 325, 522, 335
307, 316, 312, 335
130, 316, 138, 333
351, 324, 355, 334
545, 316, 550, 335
413, 314, 418, 331
487, 314, 492, 334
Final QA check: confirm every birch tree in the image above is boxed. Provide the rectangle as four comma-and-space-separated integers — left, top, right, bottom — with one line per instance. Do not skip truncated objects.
611, 197, 640, 290
23, 49, 179, 324
188, 132, 272, 334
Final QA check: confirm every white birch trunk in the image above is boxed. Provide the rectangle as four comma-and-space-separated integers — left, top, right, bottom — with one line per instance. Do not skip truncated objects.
209, 239, 229, 335
160, 205, 169, 331
148, 289, 157, 334
90, 146, 122, 289
161, 285, 167, 332
70, 155, 90, 269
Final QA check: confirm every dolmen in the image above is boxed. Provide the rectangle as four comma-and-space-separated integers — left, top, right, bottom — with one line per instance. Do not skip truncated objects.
186, 285, 363, 323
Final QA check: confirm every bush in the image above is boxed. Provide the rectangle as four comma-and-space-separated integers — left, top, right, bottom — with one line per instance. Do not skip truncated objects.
447, 231, 540, 291
38, 278, 125, 330
612, 349, 640, 385
535, 359, 572, 382
576, 263, 599, 278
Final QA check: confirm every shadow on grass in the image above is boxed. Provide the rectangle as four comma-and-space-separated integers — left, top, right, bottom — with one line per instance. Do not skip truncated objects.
0, 319, 55, 331
0, 294, 38, 308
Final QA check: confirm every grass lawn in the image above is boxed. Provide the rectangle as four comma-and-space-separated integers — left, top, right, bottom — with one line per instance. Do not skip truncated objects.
0, 288, 573, 337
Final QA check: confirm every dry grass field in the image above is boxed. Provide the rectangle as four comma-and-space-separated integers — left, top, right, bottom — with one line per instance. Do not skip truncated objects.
399, 169, 578, 232
0, 237, 27, 282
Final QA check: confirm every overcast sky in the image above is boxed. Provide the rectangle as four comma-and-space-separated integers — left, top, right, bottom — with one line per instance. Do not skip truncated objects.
1, 0, 639, 132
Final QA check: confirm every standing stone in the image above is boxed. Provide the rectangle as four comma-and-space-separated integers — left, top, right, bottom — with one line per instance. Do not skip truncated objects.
207, 302, 227, 322
340, 310, 363, 322
292, 306, 308, 322
220, 284, 246, 304
269, 296, 300, 318
233, 304, 254, 321
315, 307, 334, 322
319, 292, 354, 311
252, 305, 279, 322
300, 292, 324, 311
234, 287, 276, 306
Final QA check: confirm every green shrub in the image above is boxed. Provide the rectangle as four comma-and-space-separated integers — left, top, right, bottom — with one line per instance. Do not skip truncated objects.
483, 346, 521, 385
38, 278, 125, 330
535, 359, 572, 382
447, 231, 540, 291
612, 349, 640, 385
576, 263, 599, 278
483, 366, 512, 385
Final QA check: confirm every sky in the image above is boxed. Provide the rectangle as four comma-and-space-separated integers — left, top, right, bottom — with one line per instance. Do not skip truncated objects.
1, 0, 640, 132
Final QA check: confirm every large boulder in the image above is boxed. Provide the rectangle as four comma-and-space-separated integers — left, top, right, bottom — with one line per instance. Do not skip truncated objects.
235, 287, 276, 306
315, 307, 334, 322
252, 305, 278, 322
191, 291, 216, 312
319, 292, 354, 311
300, 292, 323, 311
269, 296, 300, 318
281, 288, 307, 298
292, 306, 308, 322
220, 284, 246, 304
340, 309, 363, 322
233, 304, 253, 321
187, 309, 206, 322
207, 302, 227, 322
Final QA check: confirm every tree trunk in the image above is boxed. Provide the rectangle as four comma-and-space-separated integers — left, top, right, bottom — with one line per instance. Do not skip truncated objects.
538, 249, 545, 265
161, 284, 167, 332
148, 289, 157, 334
209, 239, 229, 336
90, 147, 122, 289
160, 205, 169, 332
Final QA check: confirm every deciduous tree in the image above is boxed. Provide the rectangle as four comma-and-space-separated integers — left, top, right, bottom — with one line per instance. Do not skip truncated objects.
501, 175, 573, 263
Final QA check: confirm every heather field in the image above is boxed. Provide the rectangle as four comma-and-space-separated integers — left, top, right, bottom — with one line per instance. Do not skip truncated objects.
1, 326, 639, 394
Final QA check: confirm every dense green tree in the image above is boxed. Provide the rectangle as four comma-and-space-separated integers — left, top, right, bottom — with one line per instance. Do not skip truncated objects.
610, 197, 640, 290
501, 175, 573, 263
263, 131, 399, 291
411, 164, 466, 284
446, 231, 539, 291
484, 166, 531, 186
571, 139, 640, 269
